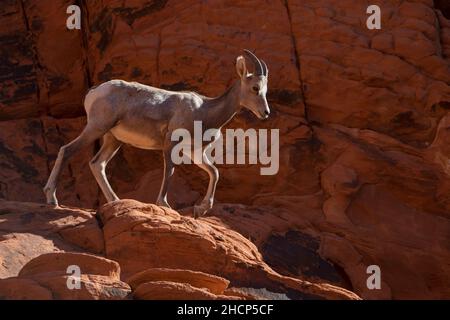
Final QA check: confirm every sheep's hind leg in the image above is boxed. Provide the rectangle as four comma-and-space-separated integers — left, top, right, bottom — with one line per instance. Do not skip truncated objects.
89, 132, 122, 203
43, 124, 106, 206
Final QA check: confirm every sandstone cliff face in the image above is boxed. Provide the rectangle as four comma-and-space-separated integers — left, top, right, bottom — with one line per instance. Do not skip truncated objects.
0, 0, 449, 299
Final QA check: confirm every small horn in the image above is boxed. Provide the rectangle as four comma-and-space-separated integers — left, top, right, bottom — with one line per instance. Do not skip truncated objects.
243, 49, 264, 76
261, 59, 268, 77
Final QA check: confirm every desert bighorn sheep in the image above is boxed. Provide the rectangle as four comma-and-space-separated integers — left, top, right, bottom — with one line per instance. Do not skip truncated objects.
43, 50, 270, 217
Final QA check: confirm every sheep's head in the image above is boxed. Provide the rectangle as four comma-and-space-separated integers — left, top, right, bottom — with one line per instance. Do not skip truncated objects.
236, 50, 270, 120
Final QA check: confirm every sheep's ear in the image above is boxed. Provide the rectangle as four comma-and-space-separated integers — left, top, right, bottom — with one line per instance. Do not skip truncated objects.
236, 56, 247, 79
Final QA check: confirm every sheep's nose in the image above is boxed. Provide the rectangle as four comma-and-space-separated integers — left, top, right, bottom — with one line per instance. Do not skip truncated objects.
264, 110, 270, 116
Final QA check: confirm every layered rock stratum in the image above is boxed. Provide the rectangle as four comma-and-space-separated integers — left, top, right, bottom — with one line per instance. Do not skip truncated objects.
0, 0, 449, 299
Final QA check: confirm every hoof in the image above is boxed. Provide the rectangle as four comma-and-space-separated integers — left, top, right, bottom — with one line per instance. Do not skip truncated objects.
43, 187, 58, 207
45, 198, 59, 207
156, 201, 171, 209
47, 201, 59, 207
193, 204, 211, 219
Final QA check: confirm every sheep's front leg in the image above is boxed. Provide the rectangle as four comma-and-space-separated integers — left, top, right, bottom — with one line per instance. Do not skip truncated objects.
156, 143, 175, 208
194, 149, 219, 218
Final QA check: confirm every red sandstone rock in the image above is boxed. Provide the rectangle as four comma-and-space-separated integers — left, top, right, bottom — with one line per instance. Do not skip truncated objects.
0, 117, 98, 207
97, 199, 267, 281
0, 278, 52, 300
0, 0, 88, 120
0, 0, 449, 301
0, 273, 130, 300
1, 252, 130, 300
288, 0, 450, 147
19, 252, 120, 279
133, 281, 238, 300
0, 200, 103, 278
98, 199, 358, 300
31, 273, 130, 300
127, 268, 230, 295
208, 124, 450, 299
0, 200, 358, 300
222, 288, 261, 300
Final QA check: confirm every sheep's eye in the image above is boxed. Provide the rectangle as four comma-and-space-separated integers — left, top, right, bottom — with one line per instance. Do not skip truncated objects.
252, 86, 260, 93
